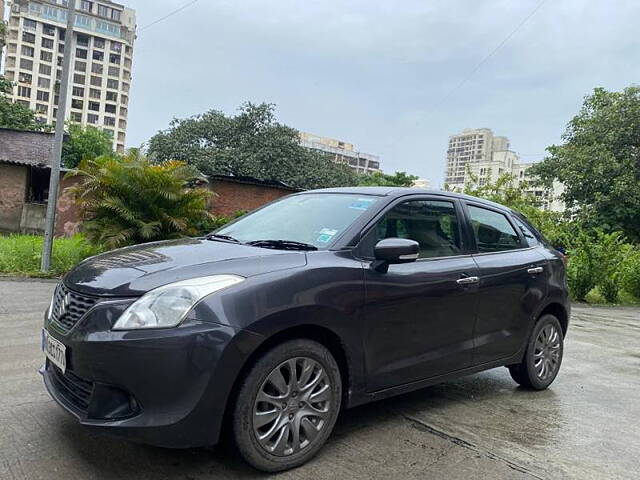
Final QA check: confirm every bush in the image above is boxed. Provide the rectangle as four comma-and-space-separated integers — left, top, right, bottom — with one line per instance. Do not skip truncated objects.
67, 150, 213, 249
0, 234, 102, 278
621, 249, 640, 299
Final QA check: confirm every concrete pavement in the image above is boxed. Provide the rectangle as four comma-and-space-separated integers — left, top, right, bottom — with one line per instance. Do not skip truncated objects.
1, 279, 638, 479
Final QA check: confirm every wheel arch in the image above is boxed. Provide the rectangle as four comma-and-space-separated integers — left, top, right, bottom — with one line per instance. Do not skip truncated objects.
220, 322, 355, 441
538, 302, 569, 336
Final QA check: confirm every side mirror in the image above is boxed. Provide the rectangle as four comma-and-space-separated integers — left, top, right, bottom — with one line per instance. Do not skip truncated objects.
372, 238, 419, 273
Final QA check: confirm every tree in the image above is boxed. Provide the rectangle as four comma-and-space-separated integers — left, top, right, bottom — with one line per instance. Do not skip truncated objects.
529, 86, 640, 242
147, 102, 358, 189
67, 150, 213, 249
357, 171, 418, 187
62, 123, 113, 168
0, 75, 45, 131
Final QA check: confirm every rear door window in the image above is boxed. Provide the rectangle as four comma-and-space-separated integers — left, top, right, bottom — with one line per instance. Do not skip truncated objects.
467, 205, 522, 252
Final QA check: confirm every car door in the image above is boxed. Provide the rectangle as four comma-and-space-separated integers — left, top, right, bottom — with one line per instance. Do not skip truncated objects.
358, 197, 480, 392
463, 202, 548, 365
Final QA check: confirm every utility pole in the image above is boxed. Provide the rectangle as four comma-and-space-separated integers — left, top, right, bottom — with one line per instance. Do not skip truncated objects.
41, 0, 76, 272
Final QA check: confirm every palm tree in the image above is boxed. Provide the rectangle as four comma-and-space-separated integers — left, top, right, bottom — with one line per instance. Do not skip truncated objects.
67, 149, 213, 249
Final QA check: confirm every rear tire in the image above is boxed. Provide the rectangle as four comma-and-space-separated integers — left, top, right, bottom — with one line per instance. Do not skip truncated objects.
508, 314, 564, 390
232, 339, 342, 472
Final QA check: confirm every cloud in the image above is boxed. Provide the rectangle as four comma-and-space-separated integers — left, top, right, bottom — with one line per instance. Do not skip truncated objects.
127, 0, 640, 186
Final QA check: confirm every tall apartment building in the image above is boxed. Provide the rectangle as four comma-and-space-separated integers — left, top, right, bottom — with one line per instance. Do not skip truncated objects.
299, 131, 382, 175
2, 0, 135, 152
445, 128, 564, 211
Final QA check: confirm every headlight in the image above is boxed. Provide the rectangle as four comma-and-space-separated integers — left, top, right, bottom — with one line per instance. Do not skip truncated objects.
112, 275, 244, 330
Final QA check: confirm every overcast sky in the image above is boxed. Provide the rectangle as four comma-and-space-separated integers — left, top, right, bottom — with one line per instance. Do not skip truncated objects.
126, 0, 640, 186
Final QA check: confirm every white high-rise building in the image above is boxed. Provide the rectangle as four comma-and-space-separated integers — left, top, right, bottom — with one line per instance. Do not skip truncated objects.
2, 0, 135, 153
445, 128, 564, 211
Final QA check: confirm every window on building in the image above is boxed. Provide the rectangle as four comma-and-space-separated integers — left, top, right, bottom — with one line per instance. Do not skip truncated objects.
70, 112, 82, 122
21, 45, 35, 57
467, 205, 521, 252
58, 43, 65, 54
87, 113, 99, 124
104, 116, 116, 126
58, 28, 66, 41
93, 50, 104, 61
40, 51, 53, 62
76, 48, 88, 59
73, 73, 86, 84
22, 32, 36, 44
17, 86, 31, 98
41, 38, 54, 49
120, 94, 128, 105
17, 100, 30, 108
38, 63, 51, 75
71, 98, 83, 109
42, 24, 56, 36
98, 4, 110, 17
80, 1, 93, 12
94, 38, 105, 49
109, 54, 121, 64
36, 104, 48, 114
90, 76, 102, 87
111, 41, 122, 52
36, 90, 50, 102
27, 167, 51, 203
19, 73, 33, 83
23, 18, 37, 30
119, 119, 127, 129
107, 66, 119, 77
57, 56, 64, 67
72, 86, 85, 97
91, 63, 103, 74
88, 101, 100, 111
105, 103, 117, 114
103, 128, 114, 137
20, 58, 34, 71
75, 61, 87, 72
105, 91, 117, 102
77, 34, 90, 47
106, 78, 118, 89
89, 88, 101, 99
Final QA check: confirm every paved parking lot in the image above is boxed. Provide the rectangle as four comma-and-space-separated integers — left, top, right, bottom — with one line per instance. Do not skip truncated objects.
1, 278, 639, 479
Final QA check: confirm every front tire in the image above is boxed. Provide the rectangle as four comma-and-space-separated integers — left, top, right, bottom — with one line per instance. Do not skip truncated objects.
232, 339, 342, 472
509, 314, 564, 390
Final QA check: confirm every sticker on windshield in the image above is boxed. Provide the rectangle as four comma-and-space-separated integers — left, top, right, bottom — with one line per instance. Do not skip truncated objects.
349, 198, 375, 211
317, 228, 338, 244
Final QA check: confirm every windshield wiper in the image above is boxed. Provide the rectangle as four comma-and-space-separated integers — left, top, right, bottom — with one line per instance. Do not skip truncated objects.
246, 239, 318, 251
206, 233, 242, 244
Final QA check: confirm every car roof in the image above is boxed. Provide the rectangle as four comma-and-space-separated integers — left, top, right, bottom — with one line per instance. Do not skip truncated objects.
303, 186, 514, 213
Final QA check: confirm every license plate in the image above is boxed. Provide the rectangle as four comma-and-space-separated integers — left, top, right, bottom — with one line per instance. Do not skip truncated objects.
42, 329, 66, 373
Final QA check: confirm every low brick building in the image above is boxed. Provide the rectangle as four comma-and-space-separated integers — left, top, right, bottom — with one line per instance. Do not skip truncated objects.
208, 175, 299, 217
0, 127, 300, 237
0, 128, 74, 235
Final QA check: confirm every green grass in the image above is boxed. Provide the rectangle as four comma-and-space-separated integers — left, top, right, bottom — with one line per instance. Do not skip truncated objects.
583, 287, 640, 306
0, 234, 103, 278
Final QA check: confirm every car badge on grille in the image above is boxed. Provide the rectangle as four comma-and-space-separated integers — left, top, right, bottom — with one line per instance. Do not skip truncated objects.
57, 292, 71, 318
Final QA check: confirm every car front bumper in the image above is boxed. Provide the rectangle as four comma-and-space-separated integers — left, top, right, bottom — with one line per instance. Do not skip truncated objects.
41, 296, 264, 448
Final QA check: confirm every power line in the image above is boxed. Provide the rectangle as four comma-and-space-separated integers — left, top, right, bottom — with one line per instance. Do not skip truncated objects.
138, 0, 200, 32
432, 0, 548, 109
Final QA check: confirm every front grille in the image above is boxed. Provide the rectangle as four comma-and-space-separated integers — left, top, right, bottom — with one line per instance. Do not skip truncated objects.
50, 283, 99, 334
48, 362, 94, 413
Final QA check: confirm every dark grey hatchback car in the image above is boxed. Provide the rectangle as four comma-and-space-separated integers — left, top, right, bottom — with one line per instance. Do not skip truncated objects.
41, 187, 570, 472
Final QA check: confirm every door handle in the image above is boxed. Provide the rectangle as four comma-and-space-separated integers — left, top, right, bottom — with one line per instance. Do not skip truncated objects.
456, 276, 479, 285
527, 266, 544, 274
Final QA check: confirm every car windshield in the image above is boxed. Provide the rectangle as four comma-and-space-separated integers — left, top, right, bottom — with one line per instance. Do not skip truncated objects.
214, 193, 380, 249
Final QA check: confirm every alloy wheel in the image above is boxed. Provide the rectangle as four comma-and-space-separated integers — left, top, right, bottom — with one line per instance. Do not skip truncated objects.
533, 323, 561, 380
253, 357, 331, 456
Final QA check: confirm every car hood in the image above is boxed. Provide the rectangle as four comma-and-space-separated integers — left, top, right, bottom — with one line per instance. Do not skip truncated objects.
63, 238, 307, 297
